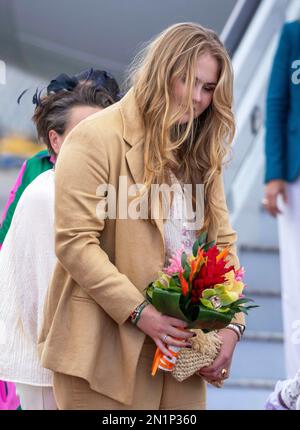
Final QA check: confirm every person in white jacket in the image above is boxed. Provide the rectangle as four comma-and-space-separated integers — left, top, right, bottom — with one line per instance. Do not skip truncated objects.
265, 368, 300, 410
0, 71, 120, 409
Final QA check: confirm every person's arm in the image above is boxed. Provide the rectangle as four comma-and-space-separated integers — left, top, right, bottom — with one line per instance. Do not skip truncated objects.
265, 23, 291, 183
264, 24, 292, 216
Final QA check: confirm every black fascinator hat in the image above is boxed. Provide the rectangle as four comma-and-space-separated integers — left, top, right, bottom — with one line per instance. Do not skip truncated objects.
18, 68, 121, 106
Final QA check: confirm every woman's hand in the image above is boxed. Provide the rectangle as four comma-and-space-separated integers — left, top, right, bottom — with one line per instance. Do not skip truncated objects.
197, 328, 239, 384
136, 304, 194, 358
263, 180, 287, 217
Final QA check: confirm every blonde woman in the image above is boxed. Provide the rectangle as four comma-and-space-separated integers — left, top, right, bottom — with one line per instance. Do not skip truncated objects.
38, 22, 245, 410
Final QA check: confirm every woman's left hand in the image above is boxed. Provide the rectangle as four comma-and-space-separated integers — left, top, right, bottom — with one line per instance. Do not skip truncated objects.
197, 328, 239, 384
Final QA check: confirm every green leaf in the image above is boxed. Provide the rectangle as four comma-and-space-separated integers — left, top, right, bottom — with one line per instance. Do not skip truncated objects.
197, 232, 208, 247
218, 307, 231, 313
151, 287, 190, 323
214, 284, 227, 294
183, 267, 190, 282
192, 239, 200, 257
199, 298, 214, 309
152, 280, 168, 290
181, 295, 192, 311
219, 292, 239, 306
168, 285, 182, 293
189, 304, 233, 330
172, 274, 180, 284
230, 304, 246, 313
145, 285, 154, 302
181, 251, 187, 269
233, 297, 255, 306
169, 277, 181, 291
201, 240, 215, 252
202, 288, 217, 299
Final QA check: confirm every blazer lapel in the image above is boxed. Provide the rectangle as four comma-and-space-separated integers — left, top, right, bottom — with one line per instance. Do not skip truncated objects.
121, 89, 165, 250
125, 140, 144, 185
125, 141, 165, 249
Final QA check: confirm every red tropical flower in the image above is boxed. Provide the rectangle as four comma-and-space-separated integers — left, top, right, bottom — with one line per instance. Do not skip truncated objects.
191, 245, 234, 303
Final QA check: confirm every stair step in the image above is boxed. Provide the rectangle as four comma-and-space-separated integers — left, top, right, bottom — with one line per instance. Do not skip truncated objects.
234, 207, 279, 249
239, 244, 279, 254
225, 378, 276, 390
230, 339, 285, 381
239, 249, 281, 293
244, 331, 283, 342
206, 385, 272, 410
245, 294, 282, 333
249, 289, 281, 298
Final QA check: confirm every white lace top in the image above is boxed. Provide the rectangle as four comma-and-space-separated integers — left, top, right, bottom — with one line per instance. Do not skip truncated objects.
163, 172, 198, 266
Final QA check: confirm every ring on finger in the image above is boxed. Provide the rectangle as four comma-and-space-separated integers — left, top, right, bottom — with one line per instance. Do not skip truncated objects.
221, 368, 228, 378
162, 334, 168, 343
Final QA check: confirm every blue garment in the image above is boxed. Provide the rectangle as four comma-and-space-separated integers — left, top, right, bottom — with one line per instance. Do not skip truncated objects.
265, 21, 300, 183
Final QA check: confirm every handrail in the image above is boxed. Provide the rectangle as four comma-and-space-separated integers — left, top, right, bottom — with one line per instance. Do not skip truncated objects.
223, 0, 289, 210
221, 0, 262, 56
225, 0, 300, 229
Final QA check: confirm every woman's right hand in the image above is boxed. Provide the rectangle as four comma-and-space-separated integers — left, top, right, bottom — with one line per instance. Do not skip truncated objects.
136, 304, 194, 358
263, 179, 287, 217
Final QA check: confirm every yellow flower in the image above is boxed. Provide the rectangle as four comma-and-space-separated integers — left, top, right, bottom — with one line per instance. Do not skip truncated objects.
225, 271, 244, 295
218, 270, 244, 305
201, 270, 244, 307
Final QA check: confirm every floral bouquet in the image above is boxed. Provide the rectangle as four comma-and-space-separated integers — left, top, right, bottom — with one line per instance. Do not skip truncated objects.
145, 232, 257, 379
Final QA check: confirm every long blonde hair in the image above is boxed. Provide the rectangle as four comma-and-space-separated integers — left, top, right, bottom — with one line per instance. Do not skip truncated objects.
128, 22, 235, 232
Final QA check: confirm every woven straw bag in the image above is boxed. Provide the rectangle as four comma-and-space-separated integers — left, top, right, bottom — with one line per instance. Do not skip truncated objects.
171, 329, 223, 387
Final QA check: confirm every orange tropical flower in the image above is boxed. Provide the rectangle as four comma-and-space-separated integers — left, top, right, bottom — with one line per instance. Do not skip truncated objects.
216, 247, 229, 262
179, 271, 189, 296
189, 249, 204, 283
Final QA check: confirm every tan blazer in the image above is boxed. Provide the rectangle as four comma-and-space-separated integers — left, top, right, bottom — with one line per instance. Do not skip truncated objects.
38, 88, 244, 406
